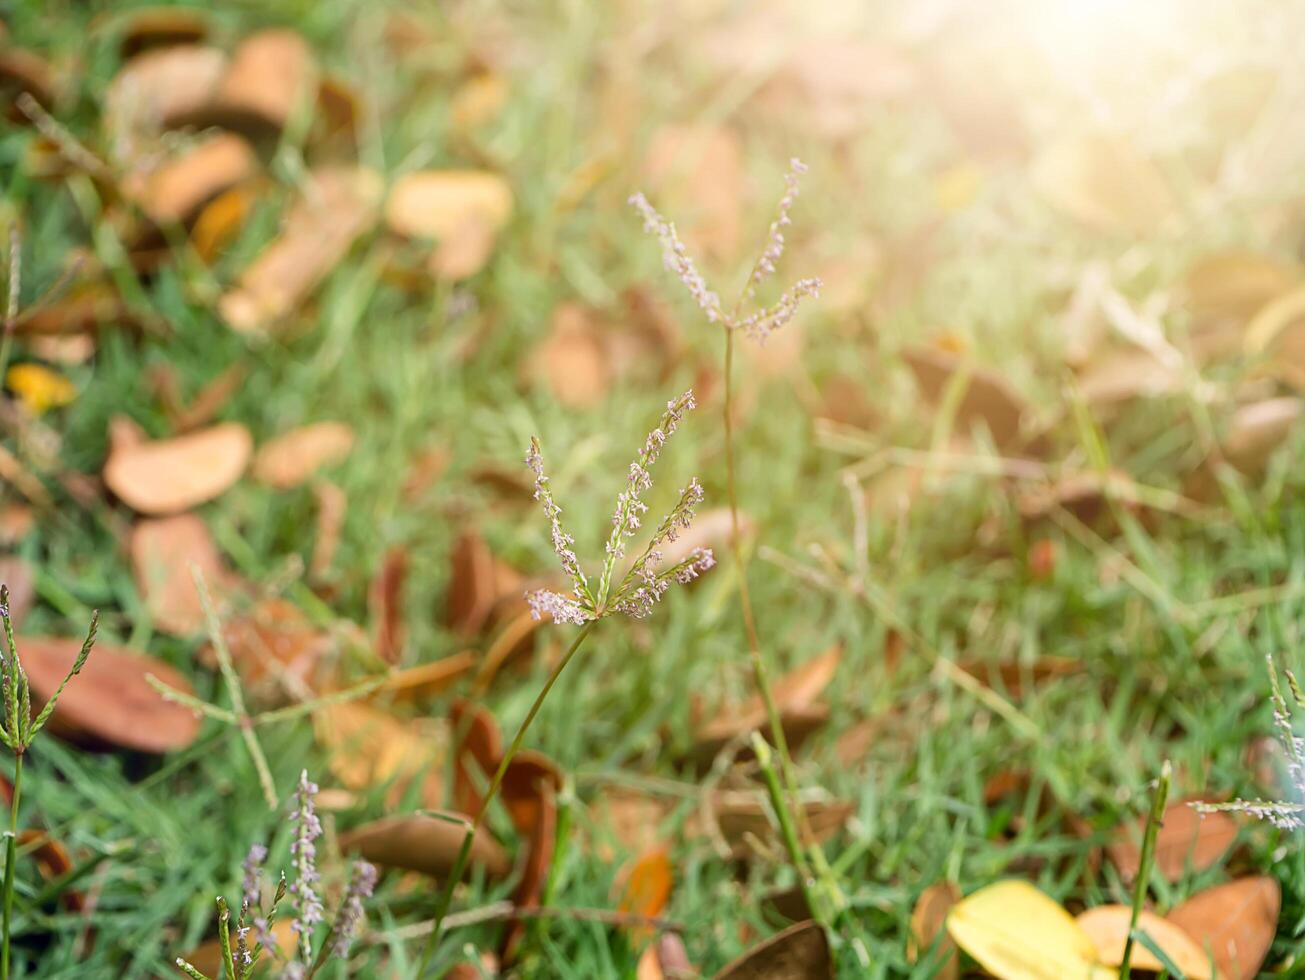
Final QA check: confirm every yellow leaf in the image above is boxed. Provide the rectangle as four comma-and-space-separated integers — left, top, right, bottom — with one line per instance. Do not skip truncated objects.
7, 363, 76, 414
1076, 906, 1213, 979
946, 880, 1114, 980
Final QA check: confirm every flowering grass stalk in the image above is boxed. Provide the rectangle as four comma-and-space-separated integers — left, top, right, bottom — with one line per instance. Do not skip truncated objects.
631, 160, 838, 920
0, 585, 96, 980
417, 394, 715, 973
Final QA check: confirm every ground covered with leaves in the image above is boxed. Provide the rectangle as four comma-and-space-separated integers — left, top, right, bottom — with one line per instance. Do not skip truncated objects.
2, 0, 1305, 977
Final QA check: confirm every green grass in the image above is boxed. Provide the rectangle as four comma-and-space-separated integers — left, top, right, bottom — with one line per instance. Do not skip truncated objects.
3, 0, 1305, 976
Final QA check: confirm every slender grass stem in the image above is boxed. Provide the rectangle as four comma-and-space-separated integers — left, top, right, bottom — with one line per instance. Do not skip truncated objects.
2, 752, 22, 980
415, 622, 595, 975
1120, 760, 1170, 979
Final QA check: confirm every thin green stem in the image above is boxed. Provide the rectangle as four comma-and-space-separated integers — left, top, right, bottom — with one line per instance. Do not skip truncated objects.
751, 734, 822, 920
415, 622, 595, 975
1120, 760, 1170, 979
722, 328, 815, 886
2, 752, 22, 980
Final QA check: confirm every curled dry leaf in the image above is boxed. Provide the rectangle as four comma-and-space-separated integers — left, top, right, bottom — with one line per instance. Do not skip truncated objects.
19, 635, 201, 752
946, 880, 1112, 980
252, 421, 355, 490
1184, 251, 1301, 325
189, 28, 318, 138
909, 882, 960, 980
702, 791, 851, 860
1166, 875, 1280, 980
593, 787, 671, 857
103, 421, 251, 515
1030, 132, 1174, 235
130, 514, 242, 636
204, 598, 327, 690
369, 547, 408, 664
901, 346, 1034, 451
473, 606, 544, 690
124, 132, 257, 227
693, 645, 841, 760
220, 166, 383, 334
1107, 797, 1238, 882
1075, 905, 1211, 979
712, 920, 831, 980
644, 124, 743, 261
533, 302, 611, 409
1017, 470, 1146, 527
16, 830, 84, 911
386, 170, 513, 281
191, 185, 256, 263
444, 531, 522, 636
450, 697, 502, 816
313, 701, 442, 809
118, 6, 209, 60
340, 813, 509, 879
103, 46, 227, 164
501, 751, 563, 960
1223, 397, 1302, 474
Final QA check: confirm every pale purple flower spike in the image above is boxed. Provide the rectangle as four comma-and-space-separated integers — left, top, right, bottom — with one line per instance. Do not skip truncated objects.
744, 158, 808, 302
288, 770, 324, 959
330, 860, 378, 957
240, 842, 267, 910
628, 193, 722, 323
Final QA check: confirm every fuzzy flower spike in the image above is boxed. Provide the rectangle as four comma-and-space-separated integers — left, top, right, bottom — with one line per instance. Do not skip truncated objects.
526, 389, 714, 624
630, 157, 821, 344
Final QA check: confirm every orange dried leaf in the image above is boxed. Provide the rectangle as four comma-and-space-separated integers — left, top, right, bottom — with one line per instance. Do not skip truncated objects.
340, 813, 509, 879
252, 421, 355, 490
909, 882, 960, 979
130, 514, 241, 637
1166, 876, 1280, 980
103, 421, 251, 515
1107, 798, 1238, 882
1076, 905, 1211, 979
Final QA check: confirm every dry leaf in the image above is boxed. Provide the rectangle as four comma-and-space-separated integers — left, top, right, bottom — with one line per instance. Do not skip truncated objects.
339, 813, 509, 879
704, 791, 851, 859
1224, 397, 1302, 474
169, 365, 247, 434
617, 848, 673, 921
313, 701, 441, 808
130, 514, 241, 636
369, 547, 408, 663
901, 346, 1032, 450
500, 751, 562, 959
206, 598, 327, 690
1107, 798, 1237, 882
1017, 471, 1146, 526
191, 185, 256, 263
1076, 348, 1185, 406
1245, 283, 1305, 357
0, 48, 57, 117
644, 125, 742, 261
125, 132, 257, 227
103, 46, 227, 163
118, 7, 209, 60
533, 302, 611, 408
6, 363, 75, 414
16, 830, 83, 911
637, 933, 696, 980
444, 531, 521, 636
310, 480, 346, 580
375, 652, 477, 703
946, 880, 1112, 980
1166, 875, 1280, 980
450, 698, 502, 817
1076, 905, 1211, 979
909, 882, 960, 979
1185, 251, 1301, 325
103, 421, 251, 514
660, 508, 752, 568
712, 920, 831, 980
253, 422, 355, 490
220, 166, 382, 334
450, 72, 508, 131
19, 635, 201, 752
203, 29, 318, 138
1031, 133, 1174, 235
386, 170, 512, 280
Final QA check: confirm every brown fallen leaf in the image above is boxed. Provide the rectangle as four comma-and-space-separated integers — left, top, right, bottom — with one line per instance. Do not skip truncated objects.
1076, 905, 1211, 978
103, 421, 251, 515
253, 422, 355, 490
19, 635, 201, 752
15, 283, 134, 338
701, 791, 852, 860
644, 125, 743, 262
16, 830, 84, 911
191, 185, 256, 263
617, 847, 673, 922
1107, 798, 1238, 882
659, 508, 753, 569
168, 365, 247, 435
1075, 348, 1186, 406
117, 7, 209, 60
368, 547, 408, 664
532, 302, 611, 409
500, 751, 562, 960
220, 166, 382, 334
130, 514, 241, 636
693, 645, 841, 759
637, 933, 696, 980
1223, 397, 1302, 474
1166, 876, 1280, 980
592, 787, 672, 858
205, 598, 327, 690
909, 882, 960, 979
386, 170, 513, 280
444, 531, 522, 636
0, 505, 34, 546
194, 28, 318, 139
1184, 251, 1301, 325
1017, 470, 1146, 526
450, 698, 503, 817
0, 48, 57, 118
310, 480, 346, 581
450, 71, 508, 132
712, 920, 831, 980
473, 607, 544, 690
901, 346, 1034, 450
1031, 132, 1175, 235
124, 132, 257, 227
340, 813, 509, 879
314, 76, 359, 147
313, 702, 441, 809
103, 46, 227, 164
0, 557, 35, 628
